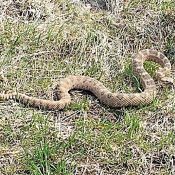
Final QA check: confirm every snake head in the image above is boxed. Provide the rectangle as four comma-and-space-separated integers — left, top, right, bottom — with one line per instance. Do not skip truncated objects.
160, 77, 175, 87
156, 67, 175, 86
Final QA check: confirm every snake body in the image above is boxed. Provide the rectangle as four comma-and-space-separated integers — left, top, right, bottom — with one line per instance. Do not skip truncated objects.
0, 49, 173, 110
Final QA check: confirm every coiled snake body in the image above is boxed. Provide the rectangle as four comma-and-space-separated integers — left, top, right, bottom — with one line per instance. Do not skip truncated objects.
0, 49, 174, 110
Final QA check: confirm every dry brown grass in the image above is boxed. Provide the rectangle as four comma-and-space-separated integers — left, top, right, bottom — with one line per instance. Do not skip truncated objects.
0, 0, 175, 174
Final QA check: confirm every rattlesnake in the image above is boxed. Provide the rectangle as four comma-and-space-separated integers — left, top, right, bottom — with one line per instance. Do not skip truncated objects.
0, 49, 174, 110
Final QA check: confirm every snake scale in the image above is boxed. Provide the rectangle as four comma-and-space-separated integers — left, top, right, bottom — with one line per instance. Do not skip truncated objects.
0, 49, 174, 110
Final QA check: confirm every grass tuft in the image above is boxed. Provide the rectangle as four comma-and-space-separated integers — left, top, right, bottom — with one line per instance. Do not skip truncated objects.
0, 0, 175, 174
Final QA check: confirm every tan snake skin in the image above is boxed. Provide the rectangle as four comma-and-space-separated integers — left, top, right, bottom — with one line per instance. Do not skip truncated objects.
0, 49, 174, 110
